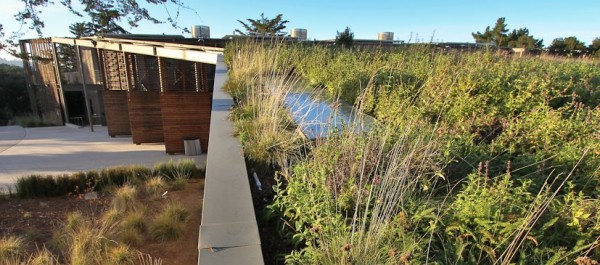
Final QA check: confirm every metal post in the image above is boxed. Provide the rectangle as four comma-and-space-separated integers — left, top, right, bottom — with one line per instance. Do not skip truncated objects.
157, 57, 167, 92
51, 42, 69, 125
75, 45, 94, 132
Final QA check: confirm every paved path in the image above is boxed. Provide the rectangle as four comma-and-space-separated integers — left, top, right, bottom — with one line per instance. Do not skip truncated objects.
0, 126, 26, 154
0, 126, 205, 190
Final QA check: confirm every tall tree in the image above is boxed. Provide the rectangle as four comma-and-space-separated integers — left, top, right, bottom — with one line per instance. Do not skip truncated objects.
473, 17, 509, 46
69, 23, 94, 38
235, 13, 289, 36
473, 17, 542, 48
549, 37, 586, 50
335, 27, 354, 48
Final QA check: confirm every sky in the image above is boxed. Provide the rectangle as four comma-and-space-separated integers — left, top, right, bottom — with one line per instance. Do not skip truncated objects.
1, 0, 599, 59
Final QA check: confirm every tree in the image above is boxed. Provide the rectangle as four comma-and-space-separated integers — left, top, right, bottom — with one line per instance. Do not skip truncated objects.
549, 37, 586, 50
235, 13, 289, 36
69, 23, 94, 38
0, 64, 29, 124
589, 38, 600, 57
473, 17, 509, 46
506, 28, 543, 48
472, 17, 542, 48
0, 0, 190, 54
336, 27, 354, 48
68, 9, 129, 38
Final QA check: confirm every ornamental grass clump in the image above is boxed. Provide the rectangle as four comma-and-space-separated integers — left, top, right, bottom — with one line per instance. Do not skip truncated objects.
111, 184, 139, 212
148, 201, 190, 241
0, 235, 25, 260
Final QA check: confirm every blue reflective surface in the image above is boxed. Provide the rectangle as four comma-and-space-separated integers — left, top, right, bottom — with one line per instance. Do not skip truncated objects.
283, 92, 375, 140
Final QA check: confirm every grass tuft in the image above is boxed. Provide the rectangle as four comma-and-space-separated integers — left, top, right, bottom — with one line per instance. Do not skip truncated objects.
148, 201, 189, 241
162, 201, 190, 222
111, 184, 138, 212
0, 235, 25, 259
145, 176, 167, 198
148, 215, 184, 242
107, 245, 135, 265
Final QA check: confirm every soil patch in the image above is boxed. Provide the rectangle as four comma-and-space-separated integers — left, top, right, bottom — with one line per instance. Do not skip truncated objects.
137, 179, 204, 265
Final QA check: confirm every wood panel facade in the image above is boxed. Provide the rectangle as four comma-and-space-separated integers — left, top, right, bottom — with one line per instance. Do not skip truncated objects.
103, 90, 131, 136
128, 91, 164, 144
20, 39, 63, 124
161, 92, 212, 154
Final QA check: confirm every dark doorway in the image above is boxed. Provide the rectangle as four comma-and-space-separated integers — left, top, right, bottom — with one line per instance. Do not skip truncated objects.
65, 91, 87, 125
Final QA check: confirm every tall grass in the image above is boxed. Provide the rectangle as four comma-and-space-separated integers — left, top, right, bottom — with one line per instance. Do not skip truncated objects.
227, 40, 307, 166
226, 41, 600, 264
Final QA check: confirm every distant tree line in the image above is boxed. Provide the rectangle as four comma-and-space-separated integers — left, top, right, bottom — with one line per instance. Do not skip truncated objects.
473, 17, 600, 57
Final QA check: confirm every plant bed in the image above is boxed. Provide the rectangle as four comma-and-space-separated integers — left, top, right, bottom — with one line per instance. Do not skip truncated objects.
0, 162, 205, 264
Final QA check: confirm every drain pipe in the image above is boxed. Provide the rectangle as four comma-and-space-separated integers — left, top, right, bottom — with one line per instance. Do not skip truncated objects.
250, 168, 262, 191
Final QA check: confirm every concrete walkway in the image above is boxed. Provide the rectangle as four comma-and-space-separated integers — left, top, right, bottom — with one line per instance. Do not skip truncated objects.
0, 125, 206, 188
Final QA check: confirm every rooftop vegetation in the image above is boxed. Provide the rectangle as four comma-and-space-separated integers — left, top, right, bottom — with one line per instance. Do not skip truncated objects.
225, 40, 600, 264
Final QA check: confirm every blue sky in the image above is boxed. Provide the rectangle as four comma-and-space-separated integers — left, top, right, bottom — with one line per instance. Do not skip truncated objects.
2, 0, 599, 58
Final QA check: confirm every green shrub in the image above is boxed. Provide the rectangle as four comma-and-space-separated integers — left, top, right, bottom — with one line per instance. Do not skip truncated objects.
15, 165, 155, 199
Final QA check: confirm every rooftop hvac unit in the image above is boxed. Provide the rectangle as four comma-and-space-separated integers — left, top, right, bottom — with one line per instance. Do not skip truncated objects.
378, 32, 394, 41
291, 28, 308, 41
192, 25, 210, 39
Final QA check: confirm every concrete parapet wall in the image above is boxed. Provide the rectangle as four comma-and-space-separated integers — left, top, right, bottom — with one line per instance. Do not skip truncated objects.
198, 58, 264, 264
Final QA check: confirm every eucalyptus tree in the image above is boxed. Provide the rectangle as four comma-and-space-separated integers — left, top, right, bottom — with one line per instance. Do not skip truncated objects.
235, 13, 289, 36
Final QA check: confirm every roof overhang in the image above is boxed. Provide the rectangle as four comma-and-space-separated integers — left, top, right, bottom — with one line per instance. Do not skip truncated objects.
51, 36, 224, 65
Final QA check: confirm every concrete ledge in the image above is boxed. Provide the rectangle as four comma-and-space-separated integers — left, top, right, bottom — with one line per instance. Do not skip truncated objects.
198, 57, 264, 265
199, 245, 263, 264
199, 222, 261, 249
